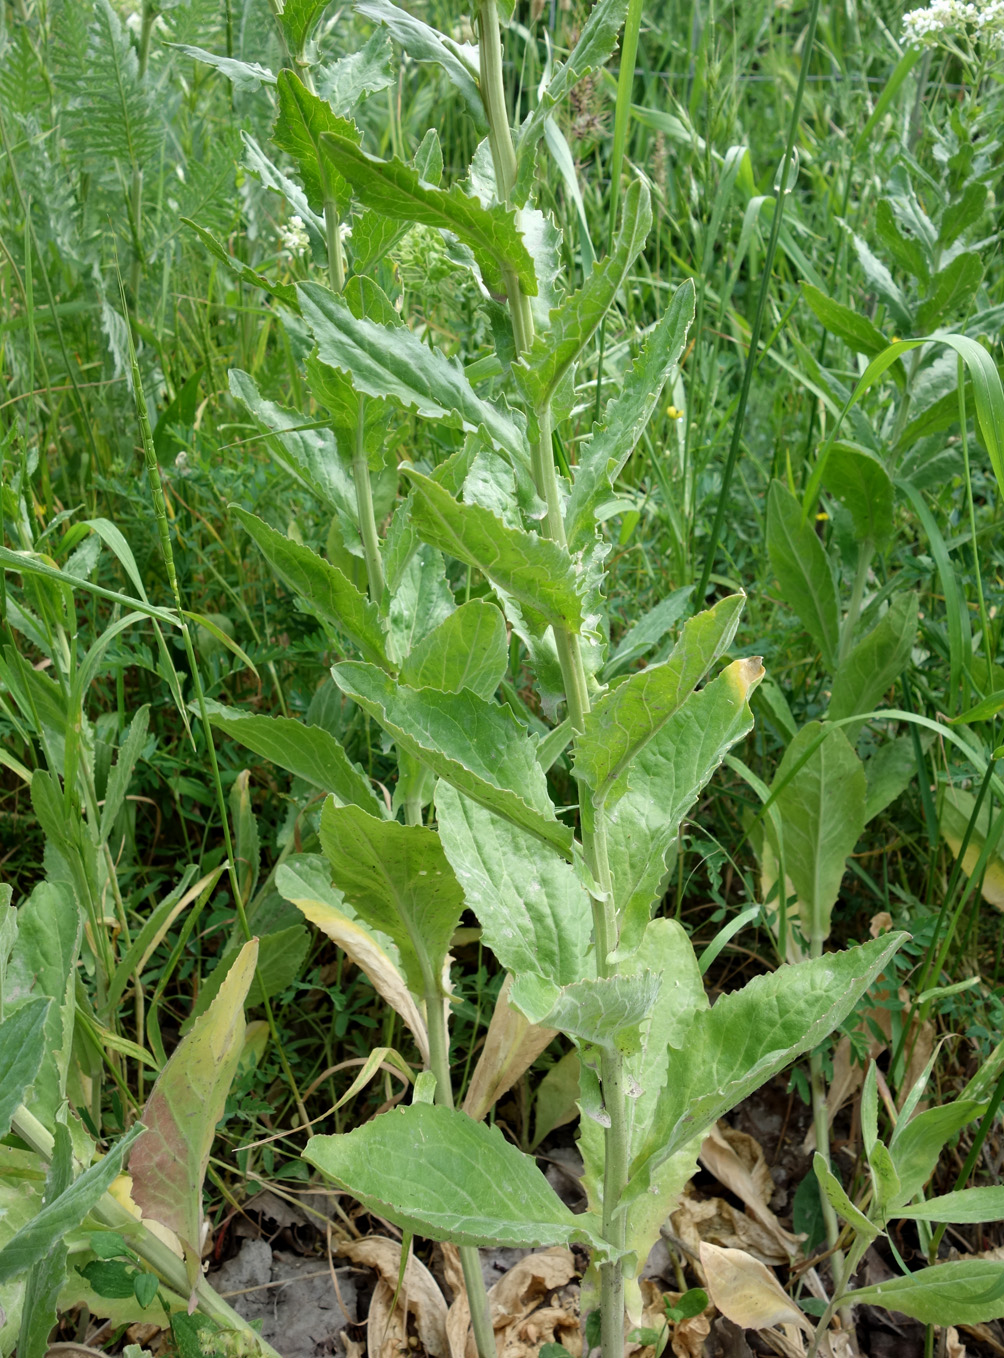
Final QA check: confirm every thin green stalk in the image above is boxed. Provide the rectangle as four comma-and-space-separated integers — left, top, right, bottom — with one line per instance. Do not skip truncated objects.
354, 398, 386, 602
121, 284, 309, 1131
958, 356, 991, 660
696, 0, 822, 598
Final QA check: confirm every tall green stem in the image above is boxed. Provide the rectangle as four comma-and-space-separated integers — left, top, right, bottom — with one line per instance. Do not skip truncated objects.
475, 8, 630, 1355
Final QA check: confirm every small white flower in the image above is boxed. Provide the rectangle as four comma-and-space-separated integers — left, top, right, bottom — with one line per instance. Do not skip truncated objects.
279, 214, 310, 256
903, 0, 1004, 44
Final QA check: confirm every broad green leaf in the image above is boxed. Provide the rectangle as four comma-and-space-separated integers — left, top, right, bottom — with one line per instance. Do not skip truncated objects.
298, 282, 528, 465
0, 1000, 49, 1138
509, 971, 661, 1055
316, 30, 396, 115
897, 1186, 1004, 1223
273, 70, 358, 213
827, 593, 916, 737
130, 941, 258, 1287
629, 931, 907, 1187
228, 369, 356, 518
354, 0, 482, 115
405, 471, 583, 633
604, 586, 695, 679
230, 506, 387, 666
203, 701, 382, 814
240, 131, 325, 245
769, 723, 867, 944
823, 444, 894, 545
400, 600, 507, 698
182, 220, 300, 310
304, 1103, 601, 1249
876, 198, 929, 283
812, 1152, 879, 1240
845, 1260, 1004, 1325
319, 132, 537, 296
868, 1139, 902, 1220
436, 782, 589, 986
387, 539, 455, 664
579, 920, 706, 1309
0, 1123, 142, 1285
567, 281, 695, 552
514, 181, 651, 408
331, 662, 573, 855
351, 128, 444, 270
606, 658, 765, 953
515, 0, 629, 202
277, 855, 430, 1062
575, 594, 745, 800
802, 283, 890, 359
766, 480, 839, 669
319, 802, 464, 997
939, 183, 989, 247
274, 0, 323, 55
917, 252, 984, 332
888, 1100, 985, 1209
6, 880, 80, 1123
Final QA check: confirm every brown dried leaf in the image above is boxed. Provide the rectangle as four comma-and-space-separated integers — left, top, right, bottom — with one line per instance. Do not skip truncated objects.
672, 1184, 794, 1266
462, 976, 557, 1122
340, 1236, 448, 1358
444, 1246, 578, 1358
699, 1123, 802, 1259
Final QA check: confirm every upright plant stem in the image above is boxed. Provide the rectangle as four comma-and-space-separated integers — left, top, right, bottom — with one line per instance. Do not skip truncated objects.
476, 9, 629, 1355
696, 0, 821, 598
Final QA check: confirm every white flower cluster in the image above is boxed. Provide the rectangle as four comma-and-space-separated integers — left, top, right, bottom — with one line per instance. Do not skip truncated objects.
903, 0, 1004, 46
279, 215, 310, 256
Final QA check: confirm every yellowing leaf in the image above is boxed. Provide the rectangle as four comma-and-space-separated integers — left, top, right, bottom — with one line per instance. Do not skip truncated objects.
699, 1242, 812, 1334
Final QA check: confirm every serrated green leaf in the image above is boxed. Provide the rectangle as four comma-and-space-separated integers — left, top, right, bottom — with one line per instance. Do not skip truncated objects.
400, 600, 507, 697
203, 701, 382, 813
405, 471, 583, 633
182, 220, 299, 309
304, 1103, 601, 1249
605, 658, 764, 953
768, 722, 867, 944
823, 444, 894, 545
629, 932, 907, 1186
354, 0, 482, 115
331, 662, 572, 855
274, 0, 324, 56
827, 593, 916, 737
387, 540, 455, 664
766, 480, 839, 669
298, 282, 528, 464
319, 802, 464, 996
939, 183, 989, 247
802, 283, 890, 359
566, 281, 695, 551
575, 594, 745, 800
845, 1260, 1004, 1325
315, 30, 396, 115
514, 181, 651, 408
0, 1000, 49, 1139
319, 132, 537, 296
228, 369, 356, 518
436, 783, 589, 985
273, 70, 359, 213
0, 1123, 143, 1285
230, 506, 387, 666
515, 0, 630, 202
917, 252, 984, 332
